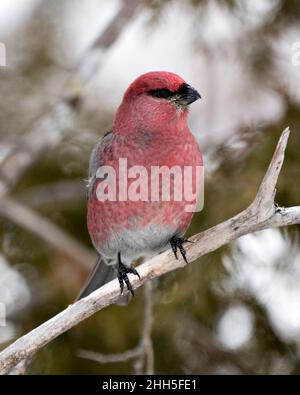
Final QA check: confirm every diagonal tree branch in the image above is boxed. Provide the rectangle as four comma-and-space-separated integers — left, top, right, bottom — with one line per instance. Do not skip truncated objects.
0, 127, 299, 375
0, 197, 95, 270
17, 181, 85, 208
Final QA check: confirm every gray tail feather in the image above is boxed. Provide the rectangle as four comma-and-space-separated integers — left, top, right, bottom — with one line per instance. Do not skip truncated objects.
76, 256, 131, 305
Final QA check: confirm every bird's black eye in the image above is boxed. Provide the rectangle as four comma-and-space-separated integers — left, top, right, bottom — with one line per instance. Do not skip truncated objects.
148, 89, 174, 99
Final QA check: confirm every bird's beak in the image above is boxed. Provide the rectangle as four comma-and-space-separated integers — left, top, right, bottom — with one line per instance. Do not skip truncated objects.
174, 83, 201, 106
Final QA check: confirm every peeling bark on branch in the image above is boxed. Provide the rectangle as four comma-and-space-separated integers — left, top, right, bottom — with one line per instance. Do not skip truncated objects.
0, 128, 299, 375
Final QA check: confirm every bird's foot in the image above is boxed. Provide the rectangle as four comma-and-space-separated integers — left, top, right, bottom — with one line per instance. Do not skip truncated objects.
274, 202, 286, 215
117, 253, 140, 297
170, 236, 193, 264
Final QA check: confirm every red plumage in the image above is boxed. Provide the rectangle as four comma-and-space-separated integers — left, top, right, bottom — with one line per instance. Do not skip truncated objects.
80, 71, 203, 301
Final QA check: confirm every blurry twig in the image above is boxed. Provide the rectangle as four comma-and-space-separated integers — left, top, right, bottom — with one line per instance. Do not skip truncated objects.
17, 181, 85, 208
78, 347, 141, 364
78, 282, 154, 374
0, 128, 299, 374
134, 282, 154, 375
0, 0, 142, 198
0, 197, 94, 271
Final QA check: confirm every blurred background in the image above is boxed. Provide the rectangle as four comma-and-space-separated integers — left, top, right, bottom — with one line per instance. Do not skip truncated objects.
0, 0, 300, 375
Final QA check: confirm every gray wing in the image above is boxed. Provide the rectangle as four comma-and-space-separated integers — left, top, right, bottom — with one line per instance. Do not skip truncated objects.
86, 130, 112, 199
76, 256, 116, 300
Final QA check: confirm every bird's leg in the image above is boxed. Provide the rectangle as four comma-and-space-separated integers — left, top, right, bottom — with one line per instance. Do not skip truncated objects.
117, 252, 140, 297
170, 236, 193, 264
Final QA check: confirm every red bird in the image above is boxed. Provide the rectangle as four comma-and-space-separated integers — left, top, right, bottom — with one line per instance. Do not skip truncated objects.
78, 71, 203, 302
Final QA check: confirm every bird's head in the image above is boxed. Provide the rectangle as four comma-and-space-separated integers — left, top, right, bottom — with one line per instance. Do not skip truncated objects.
125, 71, 201, 108
114, 71, 201, 134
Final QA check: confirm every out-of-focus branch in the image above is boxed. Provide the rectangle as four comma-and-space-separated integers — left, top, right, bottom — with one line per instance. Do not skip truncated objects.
0, 0, 142, 198
17, 181, 85, 208
78, 347, 141, 365
78, 282, 154, 374
0, 128, 299, 375
7, 356, 34, 376
134, 282, 154, 375
0, 197, 95, 271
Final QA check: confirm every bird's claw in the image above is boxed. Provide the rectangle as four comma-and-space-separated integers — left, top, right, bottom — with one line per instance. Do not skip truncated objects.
117, 254, 140, 297
170, 236, 191, 264
274, 202, 287, 215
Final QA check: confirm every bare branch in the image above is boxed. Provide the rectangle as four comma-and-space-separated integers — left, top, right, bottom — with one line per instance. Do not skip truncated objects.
251, 127, 290, 220
0, 128, 298, 375
78, 347, 141, 364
